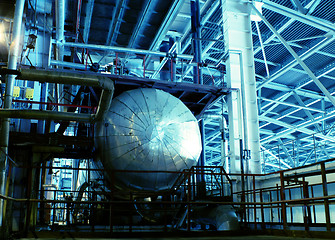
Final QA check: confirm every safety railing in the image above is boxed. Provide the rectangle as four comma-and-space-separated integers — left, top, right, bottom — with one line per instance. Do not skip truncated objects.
2, 160, 335, 238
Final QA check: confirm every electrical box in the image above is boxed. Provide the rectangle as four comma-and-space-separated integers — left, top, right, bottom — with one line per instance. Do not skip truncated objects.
25, 88, 34, 99
13, 86, 20, 97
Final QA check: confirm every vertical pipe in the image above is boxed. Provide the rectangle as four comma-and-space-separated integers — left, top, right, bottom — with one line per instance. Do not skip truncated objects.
129, 192, 133, 233
55, 0, 65, 111
115, 52, 118, 74
320, 162, 331, 231
279, 171, 287, 230
187, 172, 191, 231
260, 189, 265, 229
191, 0, 202, 84
52, 190, 56, 226
197, 120, 206, 197
56, 0, 65, 61
302, 179, 311, 231
311, 186, 316, 224
269, 190, 273, 223
253, 176, 257, 229
143, 56, 146, 78
39, 161, 47, 225
276, 184, 280, 222
288, 188, 293, 223
169, 37, 176, 82
313, 134, 317, 162
0, 0, 25, 230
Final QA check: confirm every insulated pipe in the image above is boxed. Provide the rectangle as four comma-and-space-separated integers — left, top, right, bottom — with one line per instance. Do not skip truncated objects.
55, 0, 65, 61
0, 109, 93, 122
0, 0, 25, 148
18, 68, 114, 90
15, 68, 115, 122
55, 0, 65, 112
0, 0, 25, 230
94, 88, 114, 121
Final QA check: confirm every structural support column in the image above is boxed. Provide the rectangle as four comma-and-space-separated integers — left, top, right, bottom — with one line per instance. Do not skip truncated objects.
0, 0, 25, 232
222, 0, 261, 174
191, 0, 202, 84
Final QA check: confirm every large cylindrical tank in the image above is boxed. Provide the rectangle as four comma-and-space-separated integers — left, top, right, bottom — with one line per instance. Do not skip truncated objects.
94, 88, 202, 191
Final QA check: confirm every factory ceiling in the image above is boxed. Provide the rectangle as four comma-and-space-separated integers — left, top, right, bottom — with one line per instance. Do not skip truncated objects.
1, 0, 335, 173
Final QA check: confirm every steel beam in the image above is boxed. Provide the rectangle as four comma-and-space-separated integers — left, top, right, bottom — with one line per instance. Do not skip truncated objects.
257, 37, 334, 90
252, 5, 335, 108
261, 112, 335, 143
259, 0, 335, 32
83, 0, 95, 43
128, 0, 156, 48
106, 0, 128, 46
148, 0, 185, 51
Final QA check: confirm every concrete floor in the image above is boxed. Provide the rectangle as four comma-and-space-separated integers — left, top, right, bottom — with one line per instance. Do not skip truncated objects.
18, 236, 335, 240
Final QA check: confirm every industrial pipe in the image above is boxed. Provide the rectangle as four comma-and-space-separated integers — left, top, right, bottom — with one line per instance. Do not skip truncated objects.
0, 109, 93, 122
0, 0, 25, 148
55, 0, 65, 61
18, 68, 114, 91
2, 68, 115, 122
0, 0, 25, 230
53, 40, 194, 60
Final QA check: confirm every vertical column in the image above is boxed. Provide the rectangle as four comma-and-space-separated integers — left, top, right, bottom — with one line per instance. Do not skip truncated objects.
280, 171, 287, 230
222, 0, 261, 174
55, 0, 65, 61
55, 0, 65, 112
191, 0, 202, 84
0, 0, 25, 232
320, 162, 331, 231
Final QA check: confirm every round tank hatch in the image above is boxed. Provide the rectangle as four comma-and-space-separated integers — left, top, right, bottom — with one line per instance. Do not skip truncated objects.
95, 88, 202, 191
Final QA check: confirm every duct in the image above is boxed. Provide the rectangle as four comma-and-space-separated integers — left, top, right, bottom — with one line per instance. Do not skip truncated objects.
94, 88, 202, 191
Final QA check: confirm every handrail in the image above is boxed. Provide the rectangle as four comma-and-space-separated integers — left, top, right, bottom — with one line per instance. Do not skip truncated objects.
1, 193, 335, 206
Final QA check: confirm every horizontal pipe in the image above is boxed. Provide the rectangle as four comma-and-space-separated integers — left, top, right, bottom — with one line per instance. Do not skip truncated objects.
0, 109, 94, 122
53, 40, 194, 60
18, 68, 114, 91
12, 99, 95, 109
50, 59, 87, 70
14, 68, 115, 122
1, 193, 335, 206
